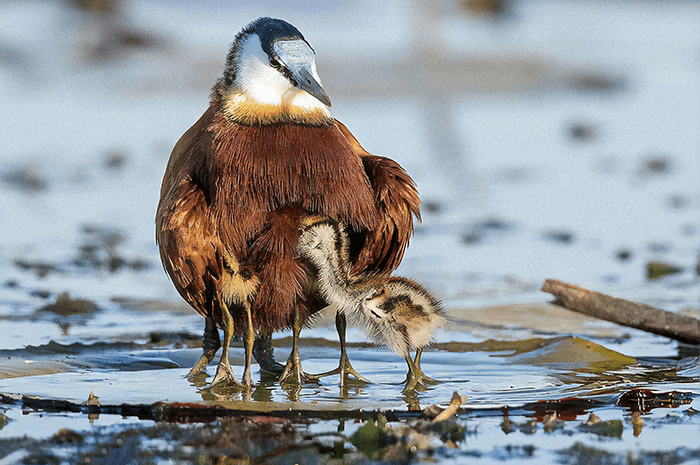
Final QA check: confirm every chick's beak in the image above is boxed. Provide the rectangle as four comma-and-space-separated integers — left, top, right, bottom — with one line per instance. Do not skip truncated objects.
273, 39, 332, 107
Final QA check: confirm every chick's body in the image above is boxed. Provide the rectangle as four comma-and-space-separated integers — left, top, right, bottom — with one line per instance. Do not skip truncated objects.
298, 220, 445, 390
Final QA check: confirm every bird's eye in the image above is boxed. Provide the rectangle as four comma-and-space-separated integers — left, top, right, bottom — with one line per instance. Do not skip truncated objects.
371, 288, 386, 299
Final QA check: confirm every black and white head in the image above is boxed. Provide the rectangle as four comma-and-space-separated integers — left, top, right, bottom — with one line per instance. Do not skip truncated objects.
217, 17, 331, 124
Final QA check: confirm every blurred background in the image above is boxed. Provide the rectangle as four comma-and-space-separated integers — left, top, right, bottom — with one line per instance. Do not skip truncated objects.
1, 0, 698, 347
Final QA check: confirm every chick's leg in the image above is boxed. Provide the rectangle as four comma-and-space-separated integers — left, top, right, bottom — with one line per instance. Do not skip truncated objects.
403, 348, 437, 392
413, 348, 437, 385
316, 311, 370, 387
279, 308, 319, 385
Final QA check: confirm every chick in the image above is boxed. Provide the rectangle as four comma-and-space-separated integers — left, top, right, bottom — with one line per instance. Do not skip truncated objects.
298, 219, 446, 390
361, 276, 447, 390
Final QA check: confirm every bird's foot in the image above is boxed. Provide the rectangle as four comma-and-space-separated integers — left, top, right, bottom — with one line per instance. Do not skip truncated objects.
403, 350, 438, 392
316, 353, 370, 386
187, 354, 212, 379
210, 361, 244, 388
187, 322, 220, 379
241, 367, 253, 388
403, 371, 438, 392
279, 354, 319, 386
417, 372, 438, 386
253, 334, 285, 375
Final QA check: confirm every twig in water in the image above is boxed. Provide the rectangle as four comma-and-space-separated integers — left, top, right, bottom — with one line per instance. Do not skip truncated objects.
542, 279, 699, 344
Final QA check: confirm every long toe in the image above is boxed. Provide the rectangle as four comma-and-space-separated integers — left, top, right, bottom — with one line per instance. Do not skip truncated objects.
211, 362, 243, 388
414, 362, 439, 387
279, 360, 319, 386
187, 355, 211, 379
344, 365, 371, 384
403, 372, 438, 392
314, 354, 370, 384
419, 374, 439, 386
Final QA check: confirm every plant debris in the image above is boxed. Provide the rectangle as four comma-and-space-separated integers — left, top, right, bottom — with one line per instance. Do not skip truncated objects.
36, 292, 97, 317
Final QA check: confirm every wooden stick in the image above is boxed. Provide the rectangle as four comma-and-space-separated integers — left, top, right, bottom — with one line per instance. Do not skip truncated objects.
542, 279, 699, 345
432, 392, 466, 423
8, 394, 448, 423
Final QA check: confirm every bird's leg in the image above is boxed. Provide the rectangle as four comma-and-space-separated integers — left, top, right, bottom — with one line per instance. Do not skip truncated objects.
403, 353, 421, 392
241, 302, 255, 387
253, 334, 285, 374
188, 318, 220, 379
210, 301, 243, 388
279, 308, 319, 385
413, 348, 438, 385
403, 348, 437, 392
316, 311, 370, 386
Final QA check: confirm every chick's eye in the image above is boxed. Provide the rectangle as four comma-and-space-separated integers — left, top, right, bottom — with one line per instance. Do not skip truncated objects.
373, 288, 386, 299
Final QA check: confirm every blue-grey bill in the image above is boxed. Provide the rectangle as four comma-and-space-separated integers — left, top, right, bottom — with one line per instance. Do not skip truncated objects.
273, 39, 332, 107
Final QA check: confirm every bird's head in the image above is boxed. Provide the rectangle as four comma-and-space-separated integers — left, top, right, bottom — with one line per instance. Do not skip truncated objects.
362, 287, 392, 324
217, 17, 332, 126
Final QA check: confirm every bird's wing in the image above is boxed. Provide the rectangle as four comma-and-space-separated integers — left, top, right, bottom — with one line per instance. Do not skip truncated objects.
156, 105, 223, 318
156, 180, 221, 318
334, 121, 421, 276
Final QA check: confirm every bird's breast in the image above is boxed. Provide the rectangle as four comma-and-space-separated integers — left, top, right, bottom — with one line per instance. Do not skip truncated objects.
205, 119, 379, 232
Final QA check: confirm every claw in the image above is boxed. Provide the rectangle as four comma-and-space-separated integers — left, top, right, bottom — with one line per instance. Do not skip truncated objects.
279, 343, 320, 385
403, 348, 438, 392
278, 308, 319, 386
188, 355, 212, 379
188, 318, 220, 379
279, 362, 320, 385
314, 311, 370, 387
211, 359, 243, 388
315, 352, 370, 386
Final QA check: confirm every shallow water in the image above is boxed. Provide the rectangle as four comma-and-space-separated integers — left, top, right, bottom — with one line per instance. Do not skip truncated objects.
1, 0, 699, 464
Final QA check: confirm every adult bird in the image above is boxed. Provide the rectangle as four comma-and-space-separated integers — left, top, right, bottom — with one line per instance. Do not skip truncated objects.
156, 17, 420, 388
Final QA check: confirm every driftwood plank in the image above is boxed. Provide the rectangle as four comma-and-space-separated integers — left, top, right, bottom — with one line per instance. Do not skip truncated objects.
3, 393, 613, 423
542, 279, 699, 345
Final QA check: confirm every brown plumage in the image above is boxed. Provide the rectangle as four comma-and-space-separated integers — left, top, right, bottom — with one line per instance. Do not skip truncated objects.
157, 100, 419, 334
155, 17, 420, 387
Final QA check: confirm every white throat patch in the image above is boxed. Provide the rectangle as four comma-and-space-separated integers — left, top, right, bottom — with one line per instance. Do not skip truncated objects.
232, 35, 330, 114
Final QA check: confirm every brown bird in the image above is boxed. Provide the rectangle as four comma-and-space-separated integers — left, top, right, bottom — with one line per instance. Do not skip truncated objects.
298, 220, 446, 391
156, 17, 420, 388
